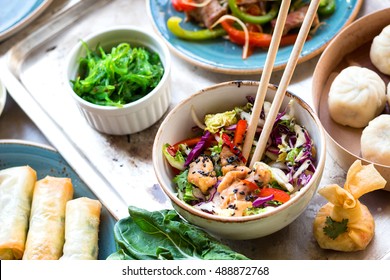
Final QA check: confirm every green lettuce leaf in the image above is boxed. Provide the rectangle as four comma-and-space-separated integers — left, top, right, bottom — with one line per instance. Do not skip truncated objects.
107, 206, 250, 260
173, 170, 198, 203
204, 109, 237, 133
162, 143, 185, 171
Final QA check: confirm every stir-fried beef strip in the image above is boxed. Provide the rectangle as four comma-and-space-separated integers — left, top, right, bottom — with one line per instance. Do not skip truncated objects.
186, 0, 228, 29
271, 5, 319, 35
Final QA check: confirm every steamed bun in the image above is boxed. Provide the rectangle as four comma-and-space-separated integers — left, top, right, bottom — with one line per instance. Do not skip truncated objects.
328, 66, 386, 128
370, 25, 390, 75
361, 114, 390, 166
388, 82, 390, 104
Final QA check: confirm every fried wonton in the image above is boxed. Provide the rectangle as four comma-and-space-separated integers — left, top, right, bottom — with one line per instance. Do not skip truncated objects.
313, 160, 386, 252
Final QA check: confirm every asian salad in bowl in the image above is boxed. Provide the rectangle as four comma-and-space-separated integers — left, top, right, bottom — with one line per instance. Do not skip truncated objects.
162, 88, 316, 217
153, 81, 325, 239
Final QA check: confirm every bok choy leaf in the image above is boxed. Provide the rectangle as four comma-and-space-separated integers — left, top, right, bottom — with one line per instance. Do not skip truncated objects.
107, 206, 249, 260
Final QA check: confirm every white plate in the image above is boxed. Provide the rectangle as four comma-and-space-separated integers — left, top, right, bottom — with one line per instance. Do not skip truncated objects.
0, 0, 53, 42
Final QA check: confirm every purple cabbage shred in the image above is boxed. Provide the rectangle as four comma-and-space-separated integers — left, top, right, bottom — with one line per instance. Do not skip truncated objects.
184, 131, 211, 166
252, 194, 274, 208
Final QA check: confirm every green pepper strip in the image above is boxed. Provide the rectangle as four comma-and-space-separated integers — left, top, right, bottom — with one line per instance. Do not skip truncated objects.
167, 16, 226, 40
228, 0, 279, 25
318, 0, 336, 16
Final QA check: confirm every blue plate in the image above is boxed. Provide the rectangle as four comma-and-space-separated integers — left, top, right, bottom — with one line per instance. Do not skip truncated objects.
0, 140, 117, 260
147, 0, 363, 74
0, 0, 53, 42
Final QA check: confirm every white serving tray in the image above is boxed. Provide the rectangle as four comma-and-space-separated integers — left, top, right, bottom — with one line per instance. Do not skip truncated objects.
0, 0, 389, 260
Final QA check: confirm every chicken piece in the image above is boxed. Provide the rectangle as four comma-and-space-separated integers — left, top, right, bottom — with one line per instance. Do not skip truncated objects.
219, 181, 253, 216
217, 166, 251, 193
248, 163, 271, 187
221, 164, 250, 176
220, 145, 243, 167
187, 155, 217, 194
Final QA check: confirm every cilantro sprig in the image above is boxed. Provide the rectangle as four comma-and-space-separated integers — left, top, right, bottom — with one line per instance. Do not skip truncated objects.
323, 216, 349, 240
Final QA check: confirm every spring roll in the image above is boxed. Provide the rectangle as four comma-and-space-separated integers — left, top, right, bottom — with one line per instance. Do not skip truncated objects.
0, 166, 37, 260
23, 176, 73, 260
60, 197, 102, 260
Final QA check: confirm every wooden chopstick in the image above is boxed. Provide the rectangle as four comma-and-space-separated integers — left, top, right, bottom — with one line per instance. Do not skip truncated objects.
242, 0, 292, 161
248, 0, 321, 168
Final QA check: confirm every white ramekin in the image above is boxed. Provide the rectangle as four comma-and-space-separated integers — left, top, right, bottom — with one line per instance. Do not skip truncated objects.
66, 26, 171, 135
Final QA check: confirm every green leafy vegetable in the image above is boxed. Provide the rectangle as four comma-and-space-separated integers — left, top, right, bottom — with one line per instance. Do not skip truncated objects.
204, 109, 237, 133
72, 42, 164, 107
162, 143, 186, 171
243, 207, 269, 216
173, 170, 198, 203
323, 216, 349, 240
286, 147, 303, 164
107, 206, 250, 260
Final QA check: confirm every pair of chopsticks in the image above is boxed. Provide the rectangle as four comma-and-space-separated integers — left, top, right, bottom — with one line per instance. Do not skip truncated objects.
242, 0, 321, 168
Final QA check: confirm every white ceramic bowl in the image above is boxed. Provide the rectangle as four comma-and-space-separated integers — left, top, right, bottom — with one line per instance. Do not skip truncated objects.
153, 81, 326, 240
0, 78, 6, 117
66, 26, 171, 135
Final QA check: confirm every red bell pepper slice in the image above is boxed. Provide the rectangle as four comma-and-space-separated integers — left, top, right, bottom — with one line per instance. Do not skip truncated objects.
220, 20, 300, 48
172, 136, 203, 150
166, 136, 204, 158
166, 145, 178, 157
233, 119, 247, 146
259, 188, 290, 203
221, 133, 246, 163
241, 179, 259, 191
172, 0, 196, 12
